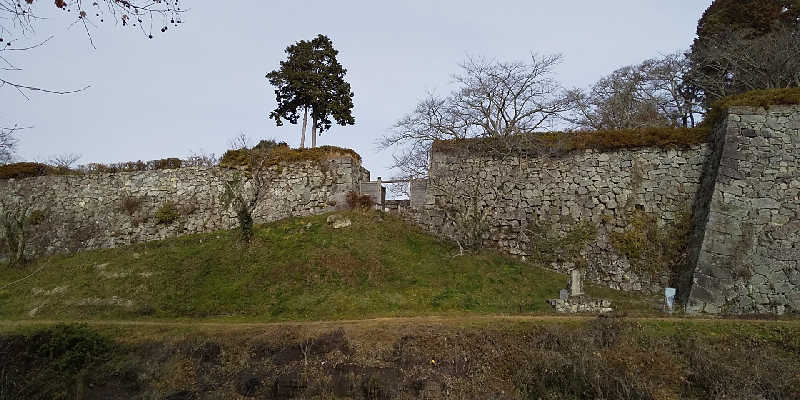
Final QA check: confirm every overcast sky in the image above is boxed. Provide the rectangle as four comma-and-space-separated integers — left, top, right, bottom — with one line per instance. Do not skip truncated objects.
3, 1, 712, 183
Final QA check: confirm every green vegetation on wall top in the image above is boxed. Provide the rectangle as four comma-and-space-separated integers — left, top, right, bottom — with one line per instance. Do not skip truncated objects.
432, 126, 712, 156
219, 142, 361, 169
702, 87, 800, 127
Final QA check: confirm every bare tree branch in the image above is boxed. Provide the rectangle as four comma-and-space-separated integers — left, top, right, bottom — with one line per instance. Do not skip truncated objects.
0, 1, 184, 99
47, 152, 82, 169
382, 54, 569, 179
0, 124, 27, 164
565, 52, 703, 130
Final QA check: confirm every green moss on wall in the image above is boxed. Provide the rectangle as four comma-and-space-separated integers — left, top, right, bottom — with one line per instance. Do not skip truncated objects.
155, 201, 180, 225
610, 209, 693, 283
219, 144, 362, 169
703, 87, 800, 128
527, 218, 597, 267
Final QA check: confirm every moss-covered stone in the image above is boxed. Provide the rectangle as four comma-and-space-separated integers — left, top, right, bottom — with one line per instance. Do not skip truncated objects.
155, 201, 180, 225
432, 126, 711, 156
610, 209, 693, 282
220, 144, 362, 169
527, 219, 597, 267
703, 88, 800, 128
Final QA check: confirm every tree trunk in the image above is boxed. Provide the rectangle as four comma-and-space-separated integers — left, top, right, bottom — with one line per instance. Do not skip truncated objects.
300, 106, 308, 149
236, 205, 253, 243
311, 116, 318, 148
12, 221, 24, 266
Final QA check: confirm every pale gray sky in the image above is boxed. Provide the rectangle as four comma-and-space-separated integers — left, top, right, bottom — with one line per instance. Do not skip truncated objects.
3, 1, 712, 181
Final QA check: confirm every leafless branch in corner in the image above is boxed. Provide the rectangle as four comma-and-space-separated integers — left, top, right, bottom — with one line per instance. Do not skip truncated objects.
0, 77, 90, 100
0, 1, 185, 98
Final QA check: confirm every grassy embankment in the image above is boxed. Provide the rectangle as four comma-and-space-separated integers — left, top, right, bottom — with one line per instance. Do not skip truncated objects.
1, 317, 798, 399
0, 211, 655, 322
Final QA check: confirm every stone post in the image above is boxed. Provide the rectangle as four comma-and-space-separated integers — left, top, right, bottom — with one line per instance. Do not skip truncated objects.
569, 269, 584, 297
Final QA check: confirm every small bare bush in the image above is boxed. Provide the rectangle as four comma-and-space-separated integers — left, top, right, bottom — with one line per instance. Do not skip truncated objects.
119, 196, 142, 216
346, 191, 374, 210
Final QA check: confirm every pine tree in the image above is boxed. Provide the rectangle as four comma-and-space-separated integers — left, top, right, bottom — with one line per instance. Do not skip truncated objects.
267, 34, 355, 148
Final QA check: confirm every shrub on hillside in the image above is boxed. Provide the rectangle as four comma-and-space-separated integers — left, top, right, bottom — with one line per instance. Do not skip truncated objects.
120, 196, 143, 216
0, 162, 59, 180
155, 201, 180, 225
346, 191, 374, 210
0, 324, 116, 399
220, 142, 361, 169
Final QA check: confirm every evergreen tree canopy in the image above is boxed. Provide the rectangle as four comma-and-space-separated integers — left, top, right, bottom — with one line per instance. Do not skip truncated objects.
266, 34, 354, 147
690, 0, 800, 104
695, 0, 799, 45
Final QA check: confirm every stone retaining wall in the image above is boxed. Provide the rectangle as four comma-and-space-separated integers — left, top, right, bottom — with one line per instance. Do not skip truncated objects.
687, 106, 800, 314
409, 143, 711, 293
0, 157, 368, 256
409, 105, 800, 313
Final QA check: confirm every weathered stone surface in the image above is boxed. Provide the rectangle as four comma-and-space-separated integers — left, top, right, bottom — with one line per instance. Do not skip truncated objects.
326, 214, 352, 229
0, 157, 368, 256
548, 296, 613, 313
405, 105, 799, 315
687, 106, 800, 315
406, 140, 710, 294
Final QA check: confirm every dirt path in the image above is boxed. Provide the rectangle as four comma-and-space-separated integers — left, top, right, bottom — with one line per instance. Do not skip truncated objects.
1, 314, 796, 331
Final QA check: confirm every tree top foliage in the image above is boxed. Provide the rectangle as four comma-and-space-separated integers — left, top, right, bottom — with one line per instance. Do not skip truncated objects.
695, 0, 799, 41
266, 34, 354, 133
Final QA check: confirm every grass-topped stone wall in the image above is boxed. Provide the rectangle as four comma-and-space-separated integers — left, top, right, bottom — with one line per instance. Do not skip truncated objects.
0, 145, 370, 258
431, 126, 711, 156
412, 139, 710, 294
409, 89, 800, 310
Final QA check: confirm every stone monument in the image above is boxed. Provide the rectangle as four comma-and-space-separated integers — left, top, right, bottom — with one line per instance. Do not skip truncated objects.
568, 269, 584, 297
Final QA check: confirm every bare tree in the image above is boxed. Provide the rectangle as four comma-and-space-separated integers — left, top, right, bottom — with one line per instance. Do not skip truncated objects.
689, 26, 800, 103
228, 132, 252, 151
47, 153, 82, 170
638, 52, 704, 128
219, 151, 281, 242
566, 66, 660, 131
567, 52, 704, 131
427, 161, 491, 254
0, 125, 24, 164
184, 149, 218, 167
382, 54, 570, 179
421, 142, 522, 255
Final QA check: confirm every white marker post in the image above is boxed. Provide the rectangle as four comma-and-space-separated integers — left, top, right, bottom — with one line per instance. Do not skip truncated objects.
664, 287, 676, 314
